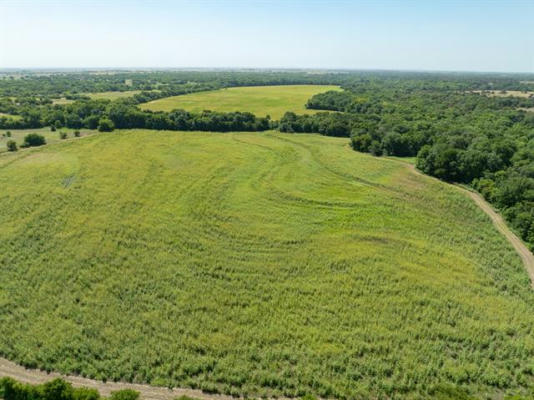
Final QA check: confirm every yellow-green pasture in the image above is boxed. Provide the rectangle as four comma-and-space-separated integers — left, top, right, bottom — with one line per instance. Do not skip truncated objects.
139, 85, 341, 119
0, 130, 533, 399
0, 127, 96, 153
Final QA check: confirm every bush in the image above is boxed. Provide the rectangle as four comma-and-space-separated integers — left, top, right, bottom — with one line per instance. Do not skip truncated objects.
98, 118, 115, 132
369, 140, 383, 156
51, 125, 56, 132
6, 130, 11, 137
109, 389, 140, 400
60, 131, 68, 140
42, 378, 74, 400
21, 133, 46, 148
74, 130, 81, 137
0, 377, 130, 400
6, 140, 17, 152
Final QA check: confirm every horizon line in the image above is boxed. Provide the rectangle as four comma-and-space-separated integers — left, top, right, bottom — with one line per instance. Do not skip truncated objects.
1, 66, 533, 75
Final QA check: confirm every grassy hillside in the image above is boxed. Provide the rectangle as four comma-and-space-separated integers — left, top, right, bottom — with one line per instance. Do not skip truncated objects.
1, 130, 533, 399
139, 85, 341, 119
0, 128, 95, 153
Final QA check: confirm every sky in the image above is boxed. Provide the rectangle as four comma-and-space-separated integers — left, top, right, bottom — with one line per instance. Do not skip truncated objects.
0, 0, 533, 73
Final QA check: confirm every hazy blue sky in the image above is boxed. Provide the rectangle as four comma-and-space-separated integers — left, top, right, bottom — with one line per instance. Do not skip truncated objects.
1, 0, 533, 72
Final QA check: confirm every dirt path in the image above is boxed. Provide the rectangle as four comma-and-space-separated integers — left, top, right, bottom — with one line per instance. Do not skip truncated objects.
401, 161, 534, 287
462, 189, 534, 287
0, 357, 238, 400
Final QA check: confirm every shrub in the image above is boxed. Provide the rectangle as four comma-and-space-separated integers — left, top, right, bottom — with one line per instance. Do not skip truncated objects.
60, 131, 68, 140
109, 389, 140, 400
0, 377, 104, 400
6, 140, 17, 152
6, 130, 11, 137
42, 378, 74, 400
21, 133, 46, 148
51, 125, 56, 132
74, 130, 81, 137
98, 118, 115, 132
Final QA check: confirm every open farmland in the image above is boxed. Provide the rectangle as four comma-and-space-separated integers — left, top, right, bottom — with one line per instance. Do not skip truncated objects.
0, 128, 95, 153
1, 130, 533, 399
52, 91, 148, 105
0, 113, 22, 121
87, 90, 146, 100
471, 90, 534, 98
139, 85, 341, 119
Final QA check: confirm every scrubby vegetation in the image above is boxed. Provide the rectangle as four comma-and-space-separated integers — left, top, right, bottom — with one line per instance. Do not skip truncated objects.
0, 377, 139, 400
1, 130, 534, 399
20, 133, 46, 148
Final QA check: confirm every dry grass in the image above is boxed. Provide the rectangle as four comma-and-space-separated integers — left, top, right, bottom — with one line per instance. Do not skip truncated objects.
470, 90, 534, 98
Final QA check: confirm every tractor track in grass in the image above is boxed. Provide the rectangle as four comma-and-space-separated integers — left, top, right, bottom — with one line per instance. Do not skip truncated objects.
1, 146, 533, 400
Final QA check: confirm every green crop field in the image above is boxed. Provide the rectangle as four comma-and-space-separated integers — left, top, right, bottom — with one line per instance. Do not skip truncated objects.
87, 90, 146, 100
0, 128, 96, 153
139, 85, 341, 119
0, 112, 22, 121
1, 130, 533, 399
52, 91, 149, 105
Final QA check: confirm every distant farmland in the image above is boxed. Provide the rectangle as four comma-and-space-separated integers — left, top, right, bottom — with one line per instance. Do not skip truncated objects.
52, 91, 150, 105
139, 85, 341, 119
0, 127, 95, 152
87, 90, 146, 100
1, 129, 533, 399
471, 90, 534, 98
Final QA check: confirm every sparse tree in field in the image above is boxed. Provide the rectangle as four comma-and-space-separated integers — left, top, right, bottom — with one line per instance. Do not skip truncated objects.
59, 131, 68, 140
6, 131, 11, 137
74, 130, 81, 137
21, 133, 46, 148
6, 140, 17, 152
51, 125, 56, 132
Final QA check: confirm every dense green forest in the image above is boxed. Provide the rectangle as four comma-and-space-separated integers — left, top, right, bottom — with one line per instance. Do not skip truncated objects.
1, 69, 534, 250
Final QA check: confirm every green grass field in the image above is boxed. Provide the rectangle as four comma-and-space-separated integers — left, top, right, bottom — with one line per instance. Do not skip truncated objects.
87, 90, 146, 100
52, 91, 150, 105
139, 85, 341, 119
1, 130, 533, 399
0, 128, 96, 153
0, 112, 22, 121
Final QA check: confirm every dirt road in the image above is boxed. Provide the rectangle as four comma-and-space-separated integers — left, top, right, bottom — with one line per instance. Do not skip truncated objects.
403, 161, 534, 287
463, 189, 534, 287
0, 357, 233, 400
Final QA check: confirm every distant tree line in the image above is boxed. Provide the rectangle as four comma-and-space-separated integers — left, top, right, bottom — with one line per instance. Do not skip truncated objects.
0, 99, 270, 132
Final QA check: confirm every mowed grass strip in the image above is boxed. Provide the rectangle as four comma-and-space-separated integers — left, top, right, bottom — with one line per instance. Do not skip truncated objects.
139, 85, 341, 119
0, 130, 533, 399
